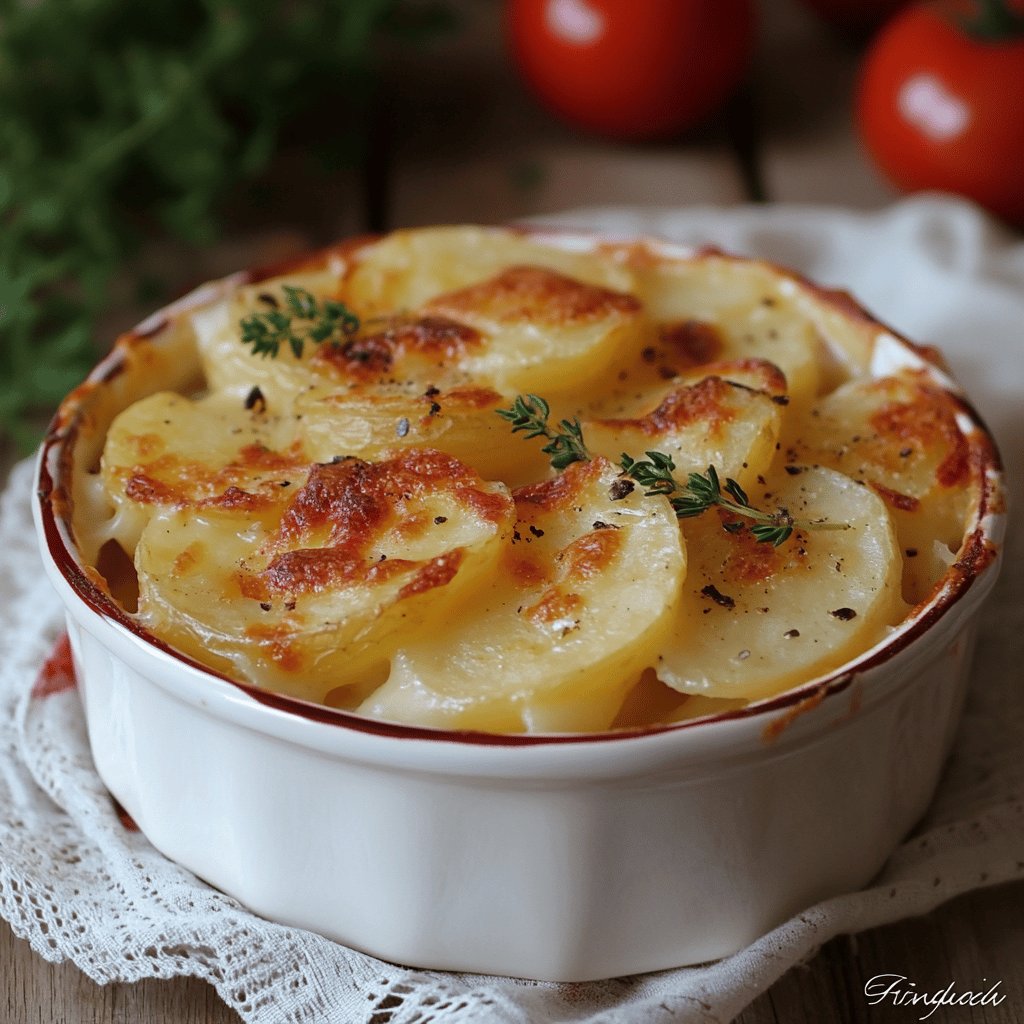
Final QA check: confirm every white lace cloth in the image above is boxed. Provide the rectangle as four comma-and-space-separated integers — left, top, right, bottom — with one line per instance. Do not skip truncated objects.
1, 196, 1022, 1024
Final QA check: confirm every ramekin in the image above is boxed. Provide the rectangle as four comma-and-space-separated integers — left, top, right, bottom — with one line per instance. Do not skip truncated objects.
32, 232, 1006, 982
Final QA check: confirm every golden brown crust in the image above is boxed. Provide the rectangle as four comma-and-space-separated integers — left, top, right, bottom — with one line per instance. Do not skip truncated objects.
440, 386, 504, 410
121, 441, 307, 511
503, 553, 547, 588
397, 550, 465, 600
261, 549, 411, 597
558, 530, 624, 584
867, 377, 970, 488
226, 450, 513, 602
525, 589, 583, 627
716, 510, 791, 585
658, 320, 725, 368
310, 316, 481, 382
202, 485, 272, 513
426, 266, 641, 325
171, 543, 203, 577
869, 481, 921, 513
513, 459, 605, 513
275, 449, 506, 556
123, 472, 180, 506
596, 376, 741, 437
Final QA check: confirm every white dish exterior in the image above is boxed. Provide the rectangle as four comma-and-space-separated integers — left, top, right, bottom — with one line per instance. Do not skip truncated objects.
33, 230, 1005, 982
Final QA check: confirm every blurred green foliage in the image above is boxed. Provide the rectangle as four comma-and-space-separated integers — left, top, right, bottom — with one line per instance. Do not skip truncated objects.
0, 0, 452, 449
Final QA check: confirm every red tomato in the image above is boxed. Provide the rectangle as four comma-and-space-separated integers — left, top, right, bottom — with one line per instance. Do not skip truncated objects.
857, 2, 1024, 225
506, 0, 756, 140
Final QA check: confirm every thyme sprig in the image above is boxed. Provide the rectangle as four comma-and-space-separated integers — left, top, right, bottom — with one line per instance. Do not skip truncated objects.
495, 394, 591, 470
619, 455, 848, 546
498, 393, 850, 547
240, 286, 360, 359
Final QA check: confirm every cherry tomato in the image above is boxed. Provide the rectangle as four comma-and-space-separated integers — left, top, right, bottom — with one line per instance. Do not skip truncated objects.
857, 2, 1024, 225
506, 0, 756, 140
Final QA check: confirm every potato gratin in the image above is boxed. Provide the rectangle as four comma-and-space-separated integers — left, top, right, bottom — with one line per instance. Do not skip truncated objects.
69, 226, 986, 733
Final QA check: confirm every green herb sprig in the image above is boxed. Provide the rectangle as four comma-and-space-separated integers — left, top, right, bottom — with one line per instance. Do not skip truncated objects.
495, 394, 591, 471
1, 0, 454, 450
619, 454, 847, 546
240, 287, 360, 359
498, 393, 849, 547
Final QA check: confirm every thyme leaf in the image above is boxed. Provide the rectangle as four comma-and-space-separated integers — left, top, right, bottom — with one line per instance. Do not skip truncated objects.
620, 452, 851, 547
499, 393, 851, 547
239, 286, 360, 359
495, 394, 591, 470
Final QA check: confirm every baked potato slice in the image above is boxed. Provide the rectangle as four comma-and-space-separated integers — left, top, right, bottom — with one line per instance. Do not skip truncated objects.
192, 272, 342, 404
101, 391, 305, 556
359, 457, 686, 733
585, 360, 786, 488
421, 265, 646, 395
135, 449, 513, 704
658, 466, 905, 701
630, 257, 823, 407
342, 225, 637, 314
295, 382, 546, 486
789, 371, 975, 603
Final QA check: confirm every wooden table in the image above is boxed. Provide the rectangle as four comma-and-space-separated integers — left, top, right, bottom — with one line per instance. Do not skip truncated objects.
6, 1, 1022, 1020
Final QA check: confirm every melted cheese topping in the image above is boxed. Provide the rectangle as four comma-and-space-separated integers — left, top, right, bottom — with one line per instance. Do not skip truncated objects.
80, 226, 981, 732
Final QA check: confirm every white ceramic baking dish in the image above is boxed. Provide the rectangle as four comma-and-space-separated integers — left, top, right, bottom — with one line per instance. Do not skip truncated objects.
32, 232, 1005, 982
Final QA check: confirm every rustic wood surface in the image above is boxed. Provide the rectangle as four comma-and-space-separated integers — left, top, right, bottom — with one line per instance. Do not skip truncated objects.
5, 1, 1021, 1021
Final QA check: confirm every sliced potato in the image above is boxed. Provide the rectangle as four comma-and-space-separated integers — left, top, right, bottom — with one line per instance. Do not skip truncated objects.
295, 382, 546, 486
630, 256, 822, 407
342, 225, 637, 314
193, 272, 341, 404
195, 278, 499, 420
135, 450, 514, 704
658, 467, 906, 701
789, 371, 975, 602
585, 360, 786, 488
421, 266, 646, 395
610, 669, 748, 729
101, 391, 305, 556
196, 260, 646, 410
81, 226, 982, 733
359, 458, 686, 733
304, 314, 480, 387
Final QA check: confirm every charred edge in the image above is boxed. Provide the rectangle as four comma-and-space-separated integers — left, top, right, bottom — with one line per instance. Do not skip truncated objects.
869, 481, 920, 512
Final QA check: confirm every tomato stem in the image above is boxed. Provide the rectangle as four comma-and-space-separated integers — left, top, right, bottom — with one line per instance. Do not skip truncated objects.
959, 0, 1024, 41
